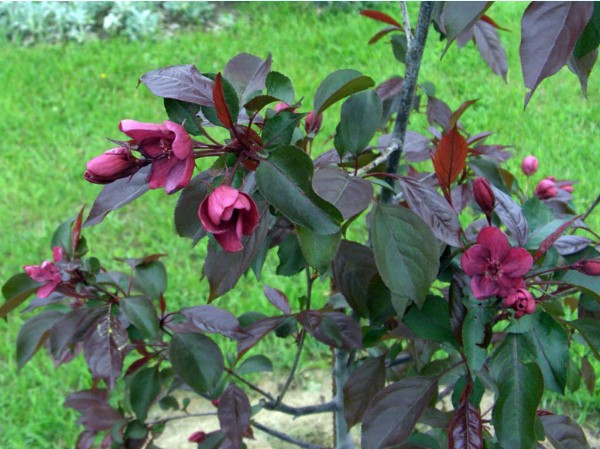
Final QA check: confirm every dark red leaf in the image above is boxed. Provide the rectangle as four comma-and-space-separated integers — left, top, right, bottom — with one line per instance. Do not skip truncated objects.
375, 76, 403, 101
433, 126, 468, 190
180, 305, 246, 339
71, 206, 85, 255
360, 10, 403, 29
427, 96, 452, 129
218, 384, 251, 448
263, 286, 291, 314
65, 389, 125, 432
473, 20, 508, 81
448, 400, 484, 449
297, 310, 362, 350
533, 215, 581, 261
520, 2, 594, 106
16, 310, 64, 369
237, 316, 286, 358
480, 15, 510, 32
447, 100, 478, 136
213, 73, 234, 129
369, 26, 401, 45
344, 356, 386, 428
540, 414, 592, 449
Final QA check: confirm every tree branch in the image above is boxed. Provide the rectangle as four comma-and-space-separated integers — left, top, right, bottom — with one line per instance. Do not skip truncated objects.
262, 399, 337, 416
381, 1, 434, 203
146, 412, 217, 426
252, 420, 329, 449
401, 1, 413, 45
333, 348, 354, 449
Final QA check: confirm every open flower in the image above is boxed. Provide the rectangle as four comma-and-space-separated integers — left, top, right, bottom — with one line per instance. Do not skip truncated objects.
84, 147, 144, 184
24, 246, 64, 299
461, 227, 533, 299
503, 288, 536, 318
198, 185, 259, 253
119, 119, 194, 194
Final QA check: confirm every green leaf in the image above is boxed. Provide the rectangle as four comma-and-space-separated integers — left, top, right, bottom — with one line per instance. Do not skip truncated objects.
1, 273, 41, 319
404, 296, 456, 347
262, 111, 304, 149
334, 90, 382, 157
256, 145, 342, 234
168, 333, 224, 394
164, 98, 202, 135
129, 366, 161, 421
266, 71, 295, 105
120, 296, 160, 340
134, 261, 167, 301
530, 312, 569, 394
236, 355, 273, 375
17, 310, 63, 369
574, 2, 600, 58
561, 270, 600, 299
370, 204, 439, 307
276, 233, 305, 276
314, 69, 375, 116
462, 301, 493, 372
391, 34, 408, 63
570, 318, 600, 359
297, 226, 341, 273
174, 171, 214, 245
493, 360, 544, 449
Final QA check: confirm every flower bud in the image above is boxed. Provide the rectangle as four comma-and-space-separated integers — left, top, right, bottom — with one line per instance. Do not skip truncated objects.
188, 431, 207, 443
503, 288, 536, 318
572, 259, 600, 276
274, 102, 290, 112
521, 155, 539, 176
305, 110, 323, 135
84, 147, 142, 184
473, 177, 495, 217
534, 179, 557, 200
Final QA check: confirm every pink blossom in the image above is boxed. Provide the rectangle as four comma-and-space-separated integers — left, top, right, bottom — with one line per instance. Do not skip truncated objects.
305, 110, 323, 135
84, 147, 144, 184
503, 288, 536, 318
534, 179, 557, 199
23, 246, 64, 298
473, 177, 495, 217
198, 186, 259, 253
119, 120, 194, 194
521, 156, 539, 176
274, 102, 290, 112
188, 431, 207, 443
461, 227, 533, 299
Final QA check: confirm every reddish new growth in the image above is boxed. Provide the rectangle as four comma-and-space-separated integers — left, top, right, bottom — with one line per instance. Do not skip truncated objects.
461, 227, 533, 299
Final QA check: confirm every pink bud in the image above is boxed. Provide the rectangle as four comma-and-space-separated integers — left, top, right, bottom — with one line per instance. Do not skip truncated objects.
84, 147, 142, 184
521, 156, 539, 176
503, 288, 536, 318
274, 102, 290, 113
534, 179, 557, 200
305, 110, 323, 135
572, 260, 600, 276
188, 431, 207, 443
473, 177, 495, 217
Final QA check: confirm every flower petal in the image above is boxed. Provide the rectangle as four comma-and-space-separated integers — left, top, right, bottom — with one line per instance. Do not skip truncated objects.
501, 247, 533, 277
148, 157, 178, 190
164, 121, 193, 159
214, 227, 244, 252
119, 120, 167, 142
470, 275, 499, 299
37, 281, 59, 299
477, 226, 509, 260
461, 245, 490, 276
164, 156, 194, 194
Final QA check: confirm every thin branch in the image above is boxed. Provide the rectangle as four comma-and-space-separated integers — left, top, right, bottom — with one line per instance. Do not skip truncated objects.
252, 420, 329, 449
275, 267, 314, 406
227, 368, 275, 402
583, 194, 600, 221
381, 1, 434, 203
401, 1, 413, 45
262, 399, 337, 416
146, 412, 217, 426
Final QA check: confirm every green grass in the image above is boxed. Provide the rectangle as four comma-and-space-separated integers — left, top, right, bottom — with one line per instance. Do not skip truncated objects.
0, 3, 598, 448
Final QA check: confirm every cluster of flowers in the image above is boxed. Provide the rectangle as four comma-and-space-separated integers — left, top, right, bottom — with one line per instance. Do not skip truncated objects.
522, 155, 574, 200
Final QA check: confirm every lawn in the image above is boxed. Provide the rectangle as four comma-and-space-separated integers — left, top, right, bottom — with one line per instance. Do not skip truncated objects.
0, 2, 598, 448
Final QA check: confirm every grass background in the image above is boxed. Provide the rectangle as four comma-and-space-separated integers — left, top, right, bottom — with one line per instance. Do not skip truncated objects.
0, 2, 598, 448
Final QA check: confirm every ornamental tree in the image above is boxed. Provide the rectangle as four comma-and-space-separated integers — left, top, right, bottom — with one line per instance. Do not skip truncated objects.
3, 2, 600, 449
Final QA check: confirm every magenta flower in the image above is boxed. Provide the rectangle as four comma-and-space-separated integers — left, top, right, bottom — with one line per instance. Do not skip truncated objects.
84, 147, 144, 184
473, 177, 495, 218
188, 431, 207, 443
198, 185, 260, 253
461, 227, 533, 299
521, 156, 539, 176
503, 288, 536, 318
119, 119, 194, 194
24, 246, 64, 299
534, 178, 557, 199
305, 110, 323, 135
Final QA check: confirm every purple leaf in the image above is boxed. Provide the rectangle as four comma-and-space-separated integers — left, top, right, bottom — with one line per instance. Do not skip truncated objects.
65, 389, 125, 432
76, 431, 95, 449
84, 166, 150, 227
297, 311, 362, 350
16, 310, 63, 369
312, 168, 373, 220
204, 203, 270, 301
473, 19, 508, 81
399, 176, 462, 247
426, 96, 452, 129
237, 316, 285, 358
403, 131, 432, 162
442, 2, 490, 51
375, 76, 403, 101
139, 64, 214, 106
540, 414, 592, 449
553, 235, 592, 255
343, 356, 386, 428
83, 314, 128, 390
175, 170, 218, 245
490, 186, 529, 246
361, 377, 438, 449
263, 286, 291, 314
50, 307, 89, 360
218, 383, 252, 448
568, 48, 598, 98
448, 400, 484, 449
224, 53, 272, 105
520, 2, 594, 106
180, 305, 246, 339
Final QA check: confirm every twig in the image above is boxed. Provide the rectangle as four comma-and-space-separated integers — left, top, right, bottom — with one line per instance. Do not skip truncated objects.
146, 412, 217, 426
262, 399, 337, 416
333, 349, 354, 449
227, 368, 275, 402
252, 420, 328, 449
583, 194, 600, 221
400, 1, 413, 45
275, 267, 314, 406
381, 1, 434, 203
